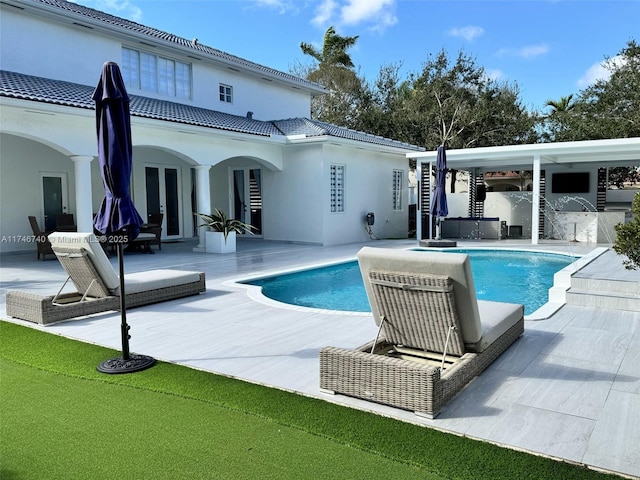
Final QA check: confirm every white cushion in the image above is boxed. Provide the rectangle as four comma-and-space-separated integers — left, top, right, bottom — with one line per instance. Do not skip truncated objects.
49, 232, 119, 290
118, 270, 201, 295
475, 300, 524, 352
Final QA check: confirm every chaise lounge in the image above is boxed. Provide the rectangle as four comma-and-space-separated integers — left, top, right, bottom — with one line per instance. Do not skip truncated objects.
6, 232, 206, 324
319, 247, 524, 418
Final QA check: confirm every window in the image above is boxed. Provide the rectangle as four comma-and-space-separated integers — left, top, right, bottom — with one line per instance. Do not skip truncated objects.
219, 84, 233, 103
392, 170, 403, 210
330, 164, 345, 213
121, 47, 191, 99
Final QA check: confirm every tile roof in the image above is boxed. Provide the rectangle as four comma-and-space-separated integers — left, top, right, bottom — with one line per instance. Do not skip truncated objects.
28, 0, 325, 94
1, 70, 422, 150
272, 118, 424, 150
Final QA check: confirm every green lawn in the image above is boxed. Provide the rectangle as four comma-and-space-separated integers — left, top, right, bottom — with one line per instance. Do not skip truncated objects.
0, 321, 621, 480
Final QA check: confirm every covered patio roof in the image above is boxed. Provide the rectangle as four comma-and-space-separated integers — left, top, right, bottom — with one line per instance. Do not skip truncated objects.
407, 138, 640, 245
407, 137, 640, 170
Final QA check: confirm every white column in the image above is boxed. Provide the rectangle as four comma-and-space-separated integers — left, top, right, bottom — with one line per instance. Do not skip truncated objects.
416, 160, 422, 243
71, 155, 94, 233
531, 155, 541, 245
193, 165, 211, 252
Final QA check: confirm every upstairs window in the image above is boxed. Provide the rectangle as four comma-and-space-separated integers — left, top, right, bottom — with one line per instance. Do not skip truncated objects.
219, 84, 233, 103
392, 169, 403, 210
330, 164, 345, 213
121, 47, 191, 99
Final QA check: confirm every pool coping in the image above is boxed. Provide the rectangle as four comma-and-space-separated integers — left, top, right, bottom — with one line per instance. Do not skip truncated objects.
228, 246, 602, 322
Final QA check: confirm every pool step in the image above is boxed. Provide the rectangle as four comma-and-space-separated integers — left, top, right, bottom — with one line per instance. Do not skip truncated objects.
566, 277, 640, 312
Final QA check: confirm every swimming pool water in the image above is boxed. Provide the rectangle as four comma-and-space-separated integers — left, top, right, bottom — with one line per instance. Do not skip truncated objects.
244, 249, 577, 315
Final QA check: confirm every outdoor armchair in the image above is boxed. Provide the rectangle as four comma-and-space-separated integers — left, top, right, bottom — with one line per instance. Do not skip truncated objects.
28, 215, 54, 260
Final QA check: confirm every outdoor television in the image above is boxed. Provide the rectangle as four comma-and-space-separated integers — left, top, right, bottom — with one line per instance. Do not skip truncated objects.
551, 172, 590, 194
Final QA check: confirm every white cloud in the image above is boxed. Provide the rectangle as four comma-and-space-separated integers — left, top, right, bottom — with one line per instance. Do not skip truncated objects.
253, 0, 300, 15
577, 55, 625, 88
312, 0, 397, 31
497, 44, 549, 59
312, 0, 338, 27
447, 26, 484, 42
341, 0, 397, 28
484, 69, 504, 81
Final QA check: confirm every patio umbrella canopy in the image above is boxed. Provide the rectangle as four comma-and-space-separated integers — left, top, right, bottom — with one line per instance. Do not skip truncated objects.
430, 145, 449, 240
92, 61, 154, 374
93, 62, 143, 239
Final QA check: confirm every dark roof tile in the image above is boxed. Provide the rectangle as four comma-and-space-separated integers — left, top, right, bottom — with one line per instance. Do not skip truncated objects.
1, 70, 421, 150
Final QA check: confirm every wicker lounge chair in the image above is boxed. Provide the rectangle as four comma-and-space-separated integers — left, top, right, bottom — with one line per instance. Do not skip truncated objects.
319, 247, 524, 419
6, 232, 206, 324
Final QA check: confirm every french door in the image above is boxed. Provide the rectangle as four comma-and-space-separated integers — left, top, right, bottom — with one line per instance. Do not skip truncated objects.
145, 165, 182, 239
40, 173, 69, 231
232, 168, 262, 236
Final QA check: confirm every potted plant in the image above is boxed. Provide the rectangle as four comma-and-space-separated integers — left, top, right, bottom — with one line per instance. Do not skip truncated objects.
613, 192, 640, 269
197, 208, 256, 253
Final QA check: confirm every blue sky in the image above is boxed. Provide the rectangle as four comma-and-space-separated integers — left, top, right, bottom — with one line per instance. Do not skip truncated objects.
73, 0, 638, 111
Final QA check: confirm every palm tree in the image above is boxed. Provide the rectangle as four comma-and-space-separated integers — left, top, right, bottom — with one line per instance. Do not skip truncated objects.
545, 94, 575, 113
300, 26, 359, 70
300, 26, 362, 126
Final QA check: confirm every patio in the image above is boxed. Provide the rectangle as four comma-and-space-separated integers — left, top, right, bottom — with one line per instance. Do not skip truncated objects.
1, 237, 639, 478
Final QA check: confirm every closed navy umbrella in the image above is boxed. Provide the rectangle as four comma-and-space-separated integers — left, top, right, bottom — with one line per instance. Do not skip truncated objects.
430, 145, 449, 240
93, 61, 154, 374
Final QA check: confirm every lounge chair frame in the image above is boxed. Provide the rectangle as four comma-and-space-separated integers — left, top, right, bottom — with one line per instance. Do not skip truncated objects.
6, 238, 205, 325
319, 248, 524, 419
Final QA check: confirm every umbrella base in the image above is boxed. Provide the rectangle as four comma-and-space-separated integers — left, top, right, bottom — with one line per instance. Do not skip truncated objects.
97, 354, 156, 374
420, 239, 458, 248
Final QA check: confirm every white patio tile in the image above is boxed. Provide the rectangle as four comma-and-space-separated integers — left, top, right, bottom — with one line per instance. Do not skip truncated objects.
613, 333, 640, 395
2, 238, 639, 478
491, 353, 619, 420
582, 390, 640, 478
541, 325, 631, 367
465, 401, 596, 464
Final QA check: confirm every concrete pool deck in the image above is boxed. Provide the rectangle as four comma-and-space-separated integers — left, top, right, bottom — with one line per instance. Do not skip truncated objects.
1, 238, 639, 478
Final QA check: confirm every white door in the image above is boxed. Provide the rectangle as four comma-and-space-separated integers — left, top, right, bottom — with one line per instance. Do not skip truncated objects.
145, 165, 182, 239
40, 172, 69, 231
231, 168, 262, 236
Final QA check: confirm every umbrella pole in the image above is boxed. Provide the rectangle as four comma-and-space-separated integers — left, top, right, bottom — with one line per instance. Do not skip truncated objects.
97, 240, 155, 374
117, 242, 131, 360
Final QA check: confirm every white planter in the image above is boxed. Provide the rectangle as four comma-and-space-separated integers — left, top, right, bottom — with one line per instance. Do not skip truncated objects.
205, 231, 236, 253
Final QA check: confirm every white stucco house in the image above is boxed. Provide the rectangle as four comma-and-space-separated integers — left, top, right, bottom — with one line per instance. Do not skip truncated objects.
0, 0, 422, 255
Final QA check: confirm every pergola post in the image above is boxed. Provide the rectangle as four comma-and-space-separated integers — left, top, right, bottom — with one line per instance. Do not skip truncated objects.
532, 154, 541, 245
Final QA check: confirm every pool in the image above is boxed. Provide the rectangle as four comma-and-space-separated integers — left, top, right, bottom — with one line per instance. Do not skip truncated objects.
242, 249, 578, 315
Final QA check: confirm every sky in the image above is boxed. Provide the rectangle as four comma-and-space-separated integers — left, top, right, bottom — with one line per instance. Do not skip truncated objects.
72, 0, 639, 111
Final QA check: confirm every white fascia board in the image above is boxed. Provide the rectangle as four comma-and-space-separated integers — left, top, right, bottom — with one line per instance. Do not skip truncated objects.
285, 133, 418, 155
407, 138, 640, 169
0, 96, 94, 118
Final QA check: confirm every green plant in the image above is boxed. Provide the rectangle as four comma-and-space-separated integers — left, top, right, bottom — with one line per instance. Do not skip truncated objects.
613, 192, 640, 269
197, 208, 256, 242
1, 321, 620, 480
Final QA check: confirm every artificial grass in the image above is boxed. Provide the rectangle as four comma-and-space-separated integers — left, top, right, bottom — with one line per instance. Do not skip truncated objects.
0, 321, 622, 480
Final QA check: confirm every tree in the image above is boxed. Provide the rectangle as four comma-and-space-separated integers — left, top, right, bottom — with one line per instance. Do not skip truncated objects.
544, 94, 576, 113
300, 26, 358, 70
354, 63, 413, 142
300, 26, 364, 127
613, 193, 640, 269
399, 50, 536, 149
545, 40, 640, 142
